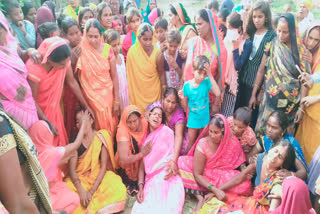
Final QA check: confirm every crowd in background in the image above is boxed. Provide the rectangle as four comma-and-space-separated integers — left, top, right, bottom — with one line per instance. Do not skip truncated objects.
0, 0, 320, 213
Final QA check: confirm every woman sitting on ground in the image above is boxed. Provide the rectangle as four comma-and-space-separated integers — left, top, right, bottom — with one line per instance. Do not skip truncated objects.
65, 108, 126, 214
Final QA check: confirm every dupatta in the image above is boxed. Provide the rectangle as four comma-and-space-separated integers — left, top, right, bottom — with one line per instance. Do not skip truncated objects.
126, 25, 161, 112
184, 10, 227, 91
77, 28, 115, 134
27, 37, 69, 146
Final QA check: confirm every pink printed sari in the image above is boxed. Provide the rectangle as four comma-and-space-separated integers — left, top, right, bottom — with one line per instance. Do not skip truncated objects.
27, 37, 69, 146
178, 114, 252, 196
0, 12, 38, 130
131, 124, 185, 214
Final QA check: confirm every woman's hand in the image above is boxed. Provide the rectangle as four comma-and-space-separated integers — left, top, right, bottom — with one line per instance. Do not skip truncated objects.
112, 102, 120, 117
212, 187, 227, 201
140, 141, 153, 157
164, 160, 178, 180
79, 188, 91, 208
28, 49, 42, 64
248, 95, 257, 110
302, 49, 313, 64
294, 108, 304, 123
276, 169, 291, 182
80, 109, 91, 126
204, 192, 215, 203
299, 73, 314, 89
179, 49, 187, 60
160, 42, 168, 52
210, 104, 220, 116
137, 188, 144, 203
301, 96, 320, 107
17, 21, 26, 35
47, 120, 59, 136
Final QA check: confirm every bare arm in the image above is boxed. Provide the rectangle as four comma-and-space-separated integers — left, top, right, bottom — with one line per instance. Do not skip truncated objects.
250, 54, 267, 105
172, 123, 185, 162
27, 79, 48, 121
117, 141, 143, 165
156, 52, 167, 94
89, 146, 108, 194
68, 153, 83, 192
0, 149, 40, 214
109, 56, 120, 107
295, 159, 307, 181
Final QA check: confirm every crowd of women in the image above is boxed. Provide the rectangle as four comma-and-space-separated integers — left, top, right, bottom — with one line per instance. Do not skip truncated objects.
0, 0, 320, 213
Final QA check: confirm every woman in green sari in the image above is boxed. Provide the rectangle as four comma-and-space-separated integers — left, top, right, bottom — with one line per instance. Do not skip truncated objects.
169, 3, 197, 54
249, 13, 311, 137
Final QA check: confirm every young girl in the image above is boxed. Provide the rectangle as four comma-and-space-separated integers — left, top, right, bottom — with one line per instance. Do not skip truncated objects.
157, 30, 185, 90
236, 0, 276, 129
122, 7, 142, 60
104, 29, 129, 112
154, 17, 168, 52
181, 55, 221, 152
221, 12, 252, 117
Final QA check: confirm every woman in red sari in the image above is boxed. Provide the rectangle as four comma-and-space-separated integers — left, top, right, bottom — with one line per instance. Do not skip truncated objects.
27, 37, 92, 146
184, 9, 227, 114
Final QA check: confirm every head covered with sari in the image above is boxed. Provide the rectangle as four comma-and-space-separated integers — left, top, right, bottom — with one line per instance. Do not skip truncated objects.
38, 37, 69, 64
303, 22, 320, 57
142, 0, 156, 23
0, 11, 18, 51
270, 177, 315, 214
298, 0, 312, 11
172, 2, 192, 25
188, 114, 246, 169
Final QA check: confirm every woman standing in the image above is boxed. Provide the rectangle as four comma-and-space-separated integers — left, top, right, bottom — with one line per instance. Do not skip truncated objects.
249, 13, 311, 137
184, 9, 227, 114
126, 23, 164, 111
168, 3, 197, 52
27, 37, 92, 147
97, 3, 113, 34
141, 0, 157, 24
295, 23, 320, 165
77, 19, 120, 136
131, 104, 185, 214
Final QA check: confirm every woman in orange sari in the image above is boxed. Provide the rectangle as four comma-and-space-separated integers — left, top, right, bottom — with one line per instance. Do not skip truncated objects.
27, 37, 92, 146
76, 18, 120, 136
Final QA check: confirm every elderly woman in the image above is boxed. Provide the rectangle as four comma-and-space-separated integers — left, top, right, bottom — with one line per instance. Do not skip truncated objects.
116, 105, 151, 194
131, 103, 185, 214
65, 109, 126, 214
249, 111, 308, 181
178, 114, 252, 212
249, 13, 311, 137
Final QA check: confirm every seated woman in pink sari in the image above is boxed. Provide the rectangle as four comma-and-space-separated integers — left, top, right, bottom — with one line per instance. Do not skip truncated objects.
29, 110, 91, 213
27, 37, 92, 146
0, 11, 38, 130
131, 103, 185, 214
178, 114, 252, 212
184, 9, 227, 114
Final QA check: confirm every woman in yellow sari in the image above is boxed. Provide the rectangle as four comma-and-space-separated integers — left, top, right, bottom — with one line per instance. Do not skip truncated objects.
295, 23, 320, 165
126, 23, 164, 112
65, 108, 126, 214
76, 18, 120, 136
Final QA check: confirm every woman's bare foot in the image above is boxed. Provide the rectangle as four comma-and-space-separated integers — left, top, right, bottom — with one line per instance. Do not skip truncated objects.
193, 194, 204, 213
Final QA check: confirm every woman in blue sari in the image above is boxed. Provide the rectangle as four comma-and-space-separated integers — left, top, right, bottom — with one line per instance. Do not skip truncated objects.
141, 0, 157, 24
249, 111, 307, 181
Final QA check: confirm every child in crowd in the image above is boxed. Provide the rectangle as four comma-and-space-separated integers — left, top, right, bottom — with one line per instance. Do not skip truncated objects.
180, 55, 221, 152
22, 2, 36, 24
227, 107, 256, 161
4, 1, 36, 50
104, 29, 129, 112
159, 30, 185, 90
112, 15, 125, 46
154, 17, 168, 52
37, 22, 60, 42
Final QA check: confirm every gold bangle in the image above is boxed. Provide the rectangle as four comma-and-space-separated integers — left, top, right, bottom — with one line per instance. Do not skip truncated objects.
298, 107, 305, 114
27, 48, 35, 55
162, 84, 167, 89
114, 100, 120, 104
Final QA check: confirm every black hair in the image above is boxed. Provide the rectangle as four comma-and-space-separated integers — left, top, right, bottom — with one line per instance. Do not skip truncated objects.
233, 107, 252, 126
126, 7, 141, 23
38, 22, 59, 40
269, 111, 290, 133
227, 12, 243, 33
169, 4, 178, 16
75, 107, 95, 129
78, 7, 94, 32
61, 16, 79, 35
57, 14, 67, 30
128, 111, 141, 119
154, 17, 168, 30
104, 29, 120, 44
97, 2, 111, 21
22, 2, 35, 17
43, 1, 56, 21
277, 13, 300, 66
207, 0, 219, 12
137, 23, 153, 38
219, 24, 227, 38
197, 9, 210, 23
193, 55, 210, 70
167, 29, 181, 44
3, 1, 20, 16
48, 44, 71, 63
209, 115, 225, 135
218, 8, 230, 22
85, 18, 102, 35
163, 87, 180, 106
246, 0, 273, 39
149, 107, 166, 124
271, 139, 296, 170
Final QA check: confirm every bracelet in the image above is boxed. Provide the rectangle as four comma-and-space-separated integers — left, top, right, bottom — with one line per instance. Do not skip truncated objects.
114, 100, 120, 105
27, 48, 35, 55
298, 107, 305, 114
162, 84, 167, 89
208, 184, 213, 191
138, 182, 144, 187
